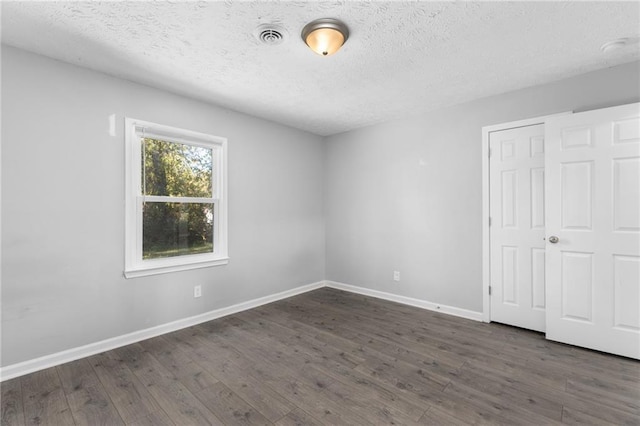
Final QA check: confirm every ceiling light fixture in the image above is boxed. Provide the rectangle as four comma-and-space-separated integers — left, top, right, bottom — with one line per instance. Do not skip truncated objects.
301, 18, 349, 56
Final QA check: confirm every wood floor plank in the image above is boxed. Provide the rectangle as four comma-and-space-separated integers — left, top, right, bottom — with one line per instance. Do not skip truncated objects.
126, 411, 176, 426
307, 362, 428, 421
354, 355, 449, 396
566, 377, 640, 415
138, 336, 220, 394
21, 368, 75, 426
210, 327, 339, 397
237, 310, 368, 369
189, 326, 367, 425
307, 289, 494, 339
281, 296, 495, 369
89, 351, 171, 425
192, 324, 306, 384
467, 356, 569, 392
163, 326, 210, 353
1, 378, 25, 426
278, 305, 466, 374
525, 347, 639, 386
192, 353, 295, 422
565, 366, 640, 394
321, 376, 423, 425
418, 406, 470, 425
113, 344, 223, 425
568, 345, 640, 375
205, 317, 334, 376
255, 306, 464, 387
193, 382, 271, 426
8, 287, 640, 426
167, 326, 255, 374
170, 328, 297, 423
187, 329, 297, 392
511, 376, 640, 426
561, 406, 614, 426
57, 358, 124, 425
443, 381, 563, 425
191, 325, 371, 425
273, 408, 322, 426
262, 371, 369, 425
451, 363, 563, 421
427, 390, 516, 425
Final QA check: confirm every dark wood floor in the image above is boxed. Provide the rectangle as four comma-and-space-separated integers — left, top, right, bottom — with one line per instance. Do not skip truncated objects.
2, 288, 639, 425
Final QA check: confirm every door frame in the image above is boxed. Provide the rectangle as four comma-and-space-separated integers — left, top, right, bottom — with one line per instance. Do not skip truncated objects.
481, 112, 572, 323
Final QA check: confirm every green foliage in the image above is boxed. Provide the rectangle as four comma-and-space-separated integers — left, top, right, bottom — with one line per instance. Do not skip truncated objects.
142, 138, 214, 259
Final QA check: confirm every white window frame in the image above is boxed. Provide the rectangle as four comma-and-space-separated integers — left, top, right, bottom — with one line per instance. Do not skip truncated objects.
124, 118, 228, 278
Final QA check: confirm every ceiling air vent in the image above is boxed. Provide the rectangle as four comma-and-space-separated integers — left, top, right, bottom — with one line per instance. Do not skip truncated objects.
255, 24, 287, 46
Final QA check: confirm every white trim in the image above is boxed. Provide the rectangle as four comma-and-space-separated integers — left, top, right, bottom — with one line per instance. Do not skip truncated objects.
1, 279, 488, 381
130, 122, 227, 147
0, 281, 324, 382
141, 195, 217, 204
481, 112, 572, 323
326, 281, 483, 322
123, 257, 229, 278
124, 118, 229, 278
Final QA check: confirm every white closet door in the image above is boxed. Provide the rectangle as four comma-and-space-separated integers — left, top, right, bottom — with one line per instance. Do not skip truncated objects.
545, 102, 640, 359
489, 124, 546, 332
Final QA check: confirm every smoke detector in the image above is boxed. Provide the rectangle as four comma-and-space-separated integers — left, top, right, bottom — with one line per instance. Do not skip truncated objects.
255, 24, 287, 46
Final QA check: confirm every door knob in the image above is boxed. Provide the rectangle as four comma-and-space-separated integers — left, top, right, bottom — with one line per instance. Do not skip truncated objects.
548, 236, 559, 244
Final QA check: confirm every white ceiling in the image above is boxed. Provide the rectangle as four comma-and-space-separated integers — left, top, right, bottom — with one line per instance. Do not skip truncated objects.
2, 1, 639, 136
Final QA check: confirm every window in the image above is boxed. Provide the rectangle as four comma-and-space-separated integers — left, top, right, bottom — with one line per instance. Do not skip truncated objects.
124, 118, 228, 278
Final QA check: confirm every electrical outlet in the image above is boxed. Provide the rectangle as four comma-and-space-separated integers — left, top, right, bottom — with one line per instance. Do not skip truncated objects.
194, 285, 202, 298
393, 271, 400, 282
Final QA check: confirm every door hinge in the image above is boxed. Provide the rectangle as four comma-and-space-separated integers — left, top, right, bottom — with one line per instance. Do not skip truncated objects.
488, 148, 492, 158
488, 286, 492, 295
488, 217, 492, 227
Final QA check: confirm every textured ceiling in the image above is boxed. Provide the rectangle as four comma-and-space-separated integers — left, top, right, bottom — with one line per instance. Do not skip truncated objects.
2, 1, 639, 136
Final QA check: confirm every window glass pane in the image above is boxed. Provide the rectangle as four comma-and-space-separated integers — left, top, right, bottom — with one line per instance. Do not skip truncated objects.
143, 202, 214, 259
142, 138, 212, 197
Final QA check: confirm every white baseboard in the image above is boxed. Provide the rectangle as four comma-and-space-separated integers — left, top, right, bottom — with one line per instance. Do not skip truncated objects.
0, 281, 324, 382
1, 279, 483, 381
325, 281, 483, 322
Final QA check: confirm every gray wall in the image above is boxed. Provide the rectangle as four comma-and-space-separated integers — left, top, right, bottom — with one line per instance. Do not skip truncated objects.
324, 61, 640, 313
3, 44, 639, 367
1, 46, 325, 366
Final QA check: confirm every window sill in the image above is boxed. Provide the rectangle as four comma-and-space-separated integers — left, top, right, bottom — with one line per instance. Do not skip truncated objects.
124, 257, 229, 279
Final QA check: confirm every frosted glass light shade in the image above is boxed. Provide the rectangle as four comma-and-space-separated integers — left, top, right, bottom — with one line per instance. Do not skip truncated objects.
302, 18, 349, 56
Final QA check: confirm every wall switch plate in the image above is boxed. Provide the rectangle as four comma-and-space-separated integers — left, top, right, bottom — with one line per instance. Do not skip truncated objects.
393, 271, 400, 282
194, 285, 202, 298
